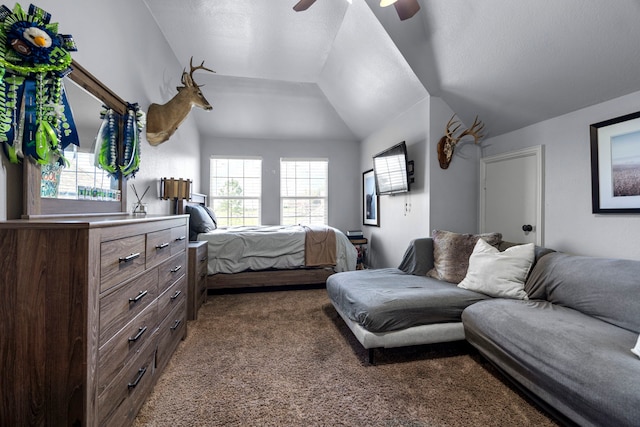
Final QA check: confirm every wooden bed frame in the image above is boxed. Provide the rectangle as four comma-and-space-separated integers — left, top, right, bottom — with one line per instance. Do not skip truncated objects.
177, 193, 336, 290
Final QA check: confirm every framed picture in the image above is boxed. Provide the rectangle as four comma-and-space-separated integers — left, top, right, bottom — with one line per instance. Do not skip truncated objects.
591, 110, 640, 213
362, 169, 379, 226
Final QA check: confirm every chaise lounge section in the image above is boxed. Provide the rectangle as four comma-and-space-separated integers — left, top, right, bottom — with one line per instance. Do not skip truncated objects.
327, 230, 640, 426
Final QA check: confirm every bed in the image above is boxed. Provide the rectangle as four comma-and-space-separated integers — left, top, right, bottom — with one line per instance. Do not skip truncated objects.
178, 194, 357, 290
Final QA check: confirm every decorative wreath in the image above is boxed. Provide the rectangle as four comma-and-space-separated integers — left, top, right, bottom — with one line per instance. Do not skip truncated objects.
94, 103, 145, 178
0, 3, 78, 165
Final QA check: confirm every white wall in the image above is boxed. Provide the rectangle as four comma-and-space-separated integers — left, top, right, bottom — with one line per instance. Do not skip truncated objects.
0, 0, 201, 219
482, 90, 640, 260
199, 136, 360, 232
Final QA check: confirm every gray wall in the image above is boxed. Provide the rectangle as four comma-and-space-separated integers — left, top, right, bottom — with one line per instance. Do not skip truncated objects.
0, 0, 201, 219
482, 89, 640, 261
199, 136, 360, 232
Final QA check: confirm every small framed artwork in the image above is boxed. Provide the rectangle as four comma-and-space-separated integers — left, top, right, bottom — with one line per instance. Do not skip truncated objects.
591, 110, 640, 213
363, 169, 379, 226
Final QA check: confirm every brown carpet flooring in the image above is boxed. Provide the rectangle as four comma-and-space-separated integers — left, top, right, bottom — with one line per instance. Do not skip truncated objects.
133, 288, 558, 427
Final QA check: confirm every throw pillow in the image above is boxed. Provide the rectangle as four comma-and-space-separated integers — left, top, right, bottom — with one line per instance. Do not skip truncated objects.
185, 205, 216, 240
204, 206, 218, 228
457, 239, 535, 300
632, 335, 640, 359
426, 230, 502, 284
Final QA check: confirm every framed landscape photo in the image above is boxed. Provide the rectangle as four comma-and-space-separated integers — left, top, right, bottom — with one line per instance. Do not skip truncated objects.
590, 110, 640, 213
363, 169, 379, 226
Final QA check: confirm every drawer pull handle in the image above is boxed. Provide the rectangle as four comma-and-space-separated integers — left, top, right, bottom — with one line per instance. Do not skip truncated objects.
199, 257, 207, 263
175, 235, 186, 241
129, 290, 148, 303
170, 265, 182, 273
170, 290, 182, 300
170, 319, 182, 331
119, 252, 140, 263
128, 326, 148, 343
200, 273, 206, 279
128, 366, 147, 389
156, 242, 169, 250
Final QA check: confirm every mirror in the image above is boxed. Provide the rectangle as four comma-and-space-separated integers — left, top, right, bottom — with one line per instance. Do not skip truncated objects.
23, 60, 128, 217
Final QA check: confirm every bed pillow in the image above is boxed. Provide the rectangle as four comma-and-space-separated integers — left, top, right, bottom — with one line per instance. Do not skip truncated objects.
185, 205, 216, 240
204, 206, 217, 228
457, 239, 534, 300
426, 230, 502, 284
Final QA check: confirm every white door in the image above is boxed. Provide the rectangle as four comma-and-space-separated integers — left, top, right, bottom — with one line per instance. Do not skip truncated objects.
480, 146, 544, 245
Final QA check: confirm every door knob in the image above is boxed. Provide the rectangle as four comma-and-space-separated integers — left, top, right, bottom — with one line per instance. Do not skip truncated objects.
522, 224, 533, 232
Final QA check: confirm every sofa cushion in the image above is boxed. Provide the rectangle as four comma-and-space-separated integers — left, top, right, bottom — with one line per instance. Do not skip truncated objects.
633, 335, 640, 359
426, 230, 502, 284
457, 239, 534, 299
526, 252, 640, 333
463, 299, 640, 427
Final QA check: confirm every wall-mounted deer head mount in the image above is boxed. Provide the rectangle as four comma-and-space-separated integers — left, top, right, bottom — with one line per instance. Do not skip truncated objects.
436, 114, 485, 169
146, 57, 215, 145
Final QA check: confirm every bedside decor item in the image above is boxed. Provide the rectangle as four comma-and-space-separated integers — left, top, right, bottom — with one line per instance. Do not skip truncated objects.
146, 57, 214, 145
590, 110, 640, 213
131, 183, 149, 214
437, 114, 484, 169
0, 2, 79, 165
161, 177, 192, 214
362, 169, 379, 226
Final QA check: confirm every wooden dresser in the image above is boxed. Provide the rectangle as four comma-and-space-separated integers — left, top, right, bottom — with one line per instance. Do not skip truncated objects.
187, 240, 208, 320
0, 214, 188, 426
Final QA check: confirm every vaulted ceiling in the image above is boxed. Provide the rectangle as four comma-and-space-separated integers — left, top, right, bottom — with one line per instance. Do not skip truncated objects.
143, 0, 640, 142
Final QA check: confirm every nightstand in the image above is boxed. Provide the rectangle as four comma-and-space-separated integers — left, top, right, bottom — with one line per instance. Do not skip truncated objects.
349, 238, 368, 269
188, 241, 208, 320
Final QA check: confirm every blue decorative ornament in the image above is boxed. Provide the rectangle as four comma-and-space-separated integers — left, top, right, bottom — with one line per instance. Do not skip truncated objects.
0, 3, 78, 165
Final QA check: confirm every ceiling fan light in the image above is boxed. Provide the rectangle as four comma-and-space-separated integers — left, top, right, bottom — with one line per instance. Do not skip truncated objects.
380, 0, 398, 7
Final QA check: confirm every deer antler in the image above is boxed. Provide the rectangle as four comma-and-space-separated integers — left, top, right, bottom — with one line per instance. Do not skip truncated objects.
445, 114, 485, 147
437, 114, 485, 169
181, 57, 216, 87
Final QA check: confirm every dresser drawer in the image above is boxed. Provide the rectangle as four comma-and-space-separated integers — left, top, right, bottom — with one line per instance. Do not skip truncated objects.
156, 299, 186, 373
157, 274, 187, 322
101, 235, 147, 292
158, 252, 187, 294
171, 226, 188, 255
98, 339, 156, 426
146, 228, 173, 268
99, 270, 159, 346
98, 301, 158, 395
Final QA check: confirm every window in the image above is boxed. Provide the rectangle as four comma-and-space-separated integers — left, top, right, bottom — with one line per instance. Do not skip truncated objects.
280, 158, 328, 225
210, 157, 261, 226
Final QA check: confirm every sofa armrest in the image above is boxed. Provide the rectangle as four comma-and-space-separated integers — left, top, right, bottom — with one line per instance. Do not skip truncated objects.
398, 237, 434, 276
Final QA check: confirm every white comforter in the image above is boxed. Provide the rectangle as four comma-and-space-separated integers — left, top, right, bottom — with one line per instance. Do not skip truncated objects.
197, 225, 357, 274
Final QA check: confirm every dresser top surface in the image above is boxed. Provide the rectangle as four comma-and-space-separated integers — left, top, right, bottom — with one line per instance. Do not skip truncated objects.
0, 214, 188, 229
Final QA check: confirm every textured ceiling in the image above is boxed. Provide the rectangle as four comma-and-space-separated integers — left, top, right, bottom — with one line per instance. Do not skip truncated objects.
143, 0, 640, 141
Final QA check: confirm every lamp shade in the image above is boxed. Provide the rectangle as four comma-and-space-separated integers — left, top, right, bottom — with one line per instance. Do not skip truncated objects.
161, 177, 192, 200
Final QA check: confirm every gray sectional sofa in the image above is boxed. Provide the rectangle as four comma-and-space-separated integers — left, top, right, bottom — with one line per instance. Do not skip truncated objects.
326, 233, 640, 427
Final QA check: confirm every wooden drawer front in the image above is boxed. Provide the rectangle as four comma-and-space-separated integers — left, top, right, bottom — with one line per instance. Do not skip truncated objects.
171, 226, 188, 255
98, 301, 158, 395
146, 228, 173, 268
156, 299, 186, 373
98, 339, 156, 426
101, 235, 146, 292
159, 252, 187, 294
158, 275, 187, 322
99, 270, 159, 346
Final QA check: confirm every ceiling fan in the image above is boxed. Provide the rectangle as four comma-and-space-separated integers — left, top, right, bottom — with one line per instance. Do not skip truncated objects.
293, 0, 421, 21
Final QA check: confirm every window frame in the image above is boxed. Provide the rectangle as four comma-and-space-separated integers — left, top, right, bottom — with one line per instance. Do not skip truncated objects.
209, 156, 262, 226
280, 157, 329, 225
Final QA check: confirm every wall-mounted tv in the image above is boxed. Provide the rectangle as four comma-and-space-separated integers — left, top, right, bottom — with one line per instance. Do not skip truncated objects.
373, 141, 410, 195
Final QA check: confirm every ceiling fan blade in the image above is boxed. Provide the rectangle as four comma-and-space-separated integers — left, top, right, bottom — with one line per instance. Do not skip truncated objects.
394, 0, 420, 20
293, 0, 317, 12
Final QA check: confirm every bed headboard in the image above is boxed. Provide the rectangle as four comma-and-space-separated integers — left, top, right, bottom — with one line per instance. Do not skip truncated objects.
176, 192, 207, 215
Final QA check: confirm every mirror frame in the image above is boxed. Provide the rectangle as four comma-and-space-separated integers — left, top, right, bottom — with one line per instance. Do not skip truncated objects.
23, 59, 128, 218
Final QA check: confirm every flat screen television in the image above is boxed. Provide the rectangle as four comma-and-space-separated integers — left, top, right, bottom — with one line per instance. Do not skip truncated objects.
373, 141, 410, 195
